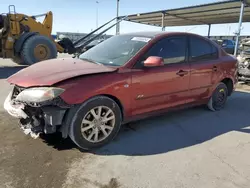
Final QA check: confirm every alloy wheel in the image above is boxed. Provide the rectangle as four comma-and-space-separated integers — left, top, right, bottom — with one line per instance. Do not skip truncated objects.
81, 106, 115, 143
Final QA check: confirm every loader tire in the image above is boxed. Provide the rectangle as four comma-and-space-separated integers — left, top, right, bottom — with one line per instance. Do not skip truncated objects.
11, 56, 24, 65
21, 35, 57, 65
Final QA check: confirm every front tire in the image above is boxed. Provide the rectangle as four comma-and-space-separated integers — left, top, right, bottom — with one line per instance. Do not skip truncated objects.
68, 96, 122, 150
207, 82, 228, 111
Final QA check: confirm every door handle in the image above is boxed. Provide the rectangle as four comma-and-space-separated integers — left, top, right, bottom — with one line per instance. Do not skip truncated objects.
212, 66, 217, 72
176, 70, 188, 76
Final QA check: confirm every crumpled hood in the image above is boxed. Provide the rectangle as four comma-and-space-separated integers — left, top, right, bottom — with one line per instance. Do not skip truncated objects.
7, 58, 117, 87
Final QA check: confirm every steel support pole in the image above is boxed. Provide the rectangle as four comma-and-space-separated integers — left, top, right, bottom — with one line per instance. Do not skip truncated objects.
208, 24, 211, 38
116, 0, 120, 35
96, 1, 99, 31
161, 12, 165, 31
234, 1, 245, 56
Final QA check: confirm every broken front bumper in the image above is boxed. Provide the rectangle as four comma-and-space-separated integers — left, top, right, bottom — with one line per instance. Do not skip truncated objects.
4, 90, 28, 119
3, 88, 68, 138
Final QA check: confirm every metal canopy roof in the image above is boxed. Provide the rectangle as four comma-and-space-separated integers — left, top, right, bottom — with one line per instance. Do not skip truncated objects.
125, 0, 250, 27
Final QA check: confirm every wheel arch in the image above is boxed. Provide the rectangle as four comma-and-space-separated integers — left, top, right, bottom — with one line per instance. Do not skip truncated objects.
60, 94, 124, 138
220, 77, 234, 96
101, 94, 124, 120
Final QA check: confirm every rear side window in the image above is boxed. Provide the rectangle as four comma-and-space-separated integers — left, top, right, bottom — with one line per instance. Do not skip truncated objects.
146, 36, 187, 65
189, 36, 218, 62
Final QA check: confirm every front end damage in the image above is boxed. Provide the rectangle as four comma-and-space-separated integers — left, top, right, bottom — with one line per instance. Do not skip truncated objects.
237, 52, 250, 81
4, 85, 71, 139
237, 42, 250, 82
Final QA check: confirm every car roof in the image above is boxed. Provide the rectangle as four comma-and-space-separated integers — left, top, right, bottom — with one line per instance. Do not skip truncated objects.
120, 31, 203, 38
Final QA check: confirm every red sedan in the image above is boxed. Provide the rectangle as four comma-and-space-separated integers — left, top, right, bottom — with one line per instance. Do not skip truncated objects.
4, 32, 237, 150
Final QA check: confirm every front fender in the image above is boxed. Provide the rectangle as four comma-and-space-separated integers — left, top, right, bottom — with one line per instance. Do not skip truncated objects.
55, 72, 132, 118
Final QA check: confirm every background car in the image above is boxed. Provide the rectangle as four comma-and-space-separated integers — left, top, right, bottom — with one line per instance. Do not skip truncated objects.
221, 39, 235, 54
4, 32, 237, 150
213, 39, 235, 54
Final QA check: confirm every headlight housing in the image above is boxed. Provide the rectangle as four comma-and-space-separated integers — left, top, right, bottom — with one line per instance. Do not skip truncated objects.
15, 87, 65, 103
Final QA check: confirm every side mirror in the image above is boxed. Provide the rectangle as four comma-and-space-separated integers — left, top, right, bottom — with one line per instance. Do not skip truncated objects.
144, 56, 164, 67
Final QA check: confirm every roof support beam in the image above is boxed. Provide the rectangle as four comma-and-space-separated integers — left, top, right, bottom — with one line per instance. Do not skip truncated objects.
116, 0, 120, 35
161, 12, 165, 31
208, 24, 211, 38
165, 12, 207, 25
234, 1, 245, 56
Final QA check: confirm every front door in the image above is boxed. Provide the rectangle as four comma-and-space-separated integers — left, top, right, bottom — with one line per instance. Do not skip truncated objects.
188, 35, 220, 102
131, 36, 190, 116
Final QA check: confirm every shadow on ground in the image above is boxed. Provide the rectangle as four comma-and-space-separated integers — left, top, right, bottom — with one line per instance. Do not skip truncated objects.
0, 111, 82, 188
0, 65, 27, 79
40, 132, 78, 151
40, 91, 250, 156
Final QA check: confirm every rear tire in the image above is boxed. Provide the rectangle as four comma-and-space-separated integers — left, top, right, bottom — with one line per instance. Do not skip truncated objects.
21, 35, 57, 65
207, 82, 228, 111
68, 96, 122, 150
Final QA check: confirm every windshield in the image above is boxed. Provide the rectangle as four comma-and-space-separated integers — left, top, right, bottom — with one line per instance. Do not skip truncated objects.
87, 39, 103, 46
79, 35, 151, 66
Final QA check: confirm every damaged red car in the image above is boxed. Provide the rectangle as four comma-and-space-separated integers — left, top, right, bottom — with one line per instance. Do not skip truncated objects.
4, 32, 238, 150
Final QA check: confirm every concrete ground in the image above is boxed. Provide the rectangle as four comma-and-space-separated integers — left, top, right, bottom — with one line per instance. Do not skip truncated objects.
1, 57, 250, 188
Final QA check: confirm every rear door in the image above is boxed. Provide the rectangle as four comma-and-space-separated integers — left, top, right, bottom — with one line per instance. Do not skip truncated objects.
131, 35, 190, 116
188, 35, 220, 102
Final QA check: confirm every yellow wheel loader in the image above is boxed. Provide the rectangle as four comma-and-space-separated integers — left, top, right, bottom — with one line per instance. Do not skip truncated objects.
0, 5, 126, 65
0, 5, 77, 65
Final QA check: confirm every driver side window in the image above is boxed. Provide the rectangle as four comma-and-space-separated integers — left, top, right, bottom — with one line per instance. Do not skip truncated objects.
142, 36, 187, 65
